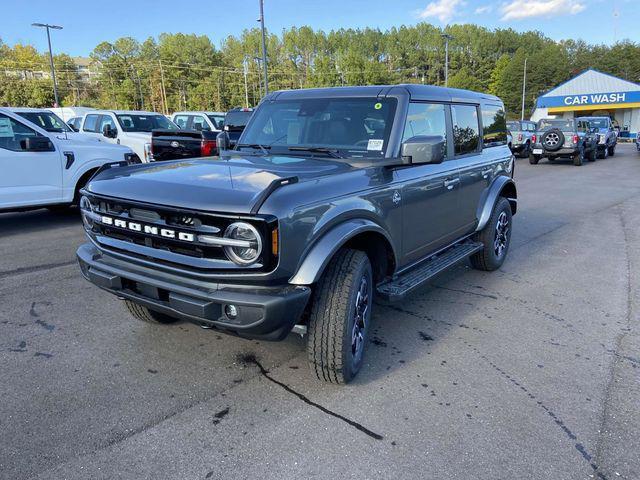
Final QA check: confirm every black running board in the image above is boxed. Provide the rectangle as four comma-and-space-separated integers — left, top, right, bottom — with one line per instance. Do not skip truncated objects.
376, 241, 483, 302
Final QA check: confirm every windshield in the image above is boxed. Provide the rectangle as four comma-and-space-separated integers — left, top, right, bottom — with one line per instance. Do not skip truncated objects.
586, 118, 609, 128
207, 114, 225, 129
224, 111, 253, 130
239, 97, 397, 158
116, 114, 177, 132
537, 119, 573, 131
17, 112, 72, 133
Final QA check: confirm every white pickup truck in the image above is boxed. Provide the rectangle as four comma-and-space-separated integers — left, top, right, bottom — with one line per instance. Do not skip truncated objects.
80, 110, 179, 162
0, 108, 138, 212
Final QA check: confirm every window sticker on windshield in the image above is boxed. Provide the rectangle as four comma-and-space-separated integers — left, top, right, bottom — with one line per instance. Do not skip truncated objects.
0, 117, 14, 138
374, 102, 382, 110
367, 139, 384, 151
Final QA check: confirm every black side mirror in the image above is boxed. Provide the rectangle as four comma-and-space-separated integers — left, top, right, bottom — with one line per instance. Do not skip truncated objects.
401, 135, 445, 165
102, 124, 117, 138
68, 123, 79, 132
216, 131, 230, 151
21, 136, 55, 152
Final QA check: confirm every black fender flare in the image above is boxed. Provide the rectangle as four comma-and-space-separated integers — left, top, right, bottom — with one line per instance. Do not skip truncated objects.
289, 219, 395, 285
476, 176, 517, 232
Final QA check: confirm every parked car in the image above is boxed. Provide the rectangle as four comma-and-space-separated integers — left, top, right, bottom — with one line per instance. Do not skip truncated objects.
635, 132, 640, 152
0, 107, 138, 212
222, 107, 253, 148
507, 120, 536, 157
171, 111, 225, 132
80, 110, 179, 162
150, 128, 218, 161
576, 116, 617, 159
529, 118, 598, 166
67, 116, 83, 132
77, 84, 516, 384
6, 108, 98, 143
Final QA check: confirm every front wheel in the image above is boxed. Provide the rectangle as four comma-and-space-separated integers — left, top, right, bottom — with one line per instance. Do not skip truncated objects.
307, 249, 373, 384
124, 299, 179, 324
608, 144, 616, 156
588, 148, 597, 161
471, 197, 512, 271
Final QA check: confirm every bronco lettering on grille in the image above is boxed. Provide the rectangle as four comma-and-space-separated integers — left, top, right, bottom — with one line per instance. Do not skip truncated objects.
100, 215, 195, 242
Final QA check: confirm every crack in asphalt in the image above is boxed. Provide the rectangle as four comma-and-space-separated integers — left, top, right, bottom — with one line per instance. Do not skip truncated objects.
239, 353, 384, 441
0, 260, 77, 279
462, 340, 609, 480
593, 209, 635, 474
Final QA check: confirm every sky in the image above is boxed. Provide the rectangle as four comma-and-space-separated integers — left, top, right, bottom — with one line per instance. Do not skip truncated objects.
1, 0, 637, 57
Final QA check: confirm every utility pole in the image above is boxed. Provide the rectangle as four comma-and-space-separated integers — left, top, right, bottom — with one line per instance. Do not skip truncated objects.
521, 58, 527, 121
441, 33, 453, 87
243, 59, 250, 107
32, 23, 62, 107
158, 59, 168, 115
258, 0, 269, 95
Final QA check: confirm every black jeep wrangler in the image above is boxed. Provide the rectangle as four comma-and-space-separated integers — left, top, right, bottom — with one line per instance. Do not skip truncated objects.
529, 118, 598, 166
77, 85, 516, 383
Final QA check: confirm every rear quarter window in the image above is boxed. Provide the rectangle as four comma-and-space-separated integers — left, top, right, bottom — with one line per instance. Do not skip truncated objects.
482, 105, 507, 148
451, 104, 480, 155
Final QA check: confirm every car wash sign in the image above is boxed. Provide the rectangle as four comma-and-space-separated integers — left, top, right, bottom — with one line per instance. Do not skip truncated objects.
538, 91, 640, 109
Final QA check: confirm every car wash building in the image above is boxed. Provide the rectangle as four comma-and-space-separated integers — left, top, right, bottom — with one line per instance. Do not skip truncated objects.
531, 69, 640, 138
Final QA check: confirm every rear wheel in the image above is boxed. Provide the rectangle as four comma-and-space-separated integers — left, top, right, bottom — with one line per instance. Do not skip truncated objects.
529, 154, 540, 165
521, 142, 531, 158
573, 149, 584, 166
307, 249, 373, 384
471, 197, 512, 272
589, 148, 597, 162
124, 299, 178, 324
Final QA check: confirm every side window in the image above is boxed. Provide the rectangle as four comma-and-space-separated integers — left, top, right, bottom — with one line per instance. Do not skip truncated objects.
97, 115, 116, 133
174, 115, 189, 129
402, 103, 447, 159
0, 114, 41, 151
451, 104, 480, 155
192, 115, 210, 131
481, 104, 507, 148
83, 114, 100, 132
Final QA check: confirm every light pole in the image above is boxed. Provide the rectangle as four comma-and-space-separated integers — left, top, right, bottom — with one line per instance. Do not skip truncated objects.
258, 0, 269, 95
32, 23, 63, 107
521, 58, 528, 121
243, 59, 250, 107
441, 33, 453, 87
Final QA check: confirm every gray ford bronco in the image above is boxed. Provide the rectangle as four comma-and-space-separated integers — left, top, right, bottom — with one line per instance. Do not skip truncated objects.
77, 85, 517, 383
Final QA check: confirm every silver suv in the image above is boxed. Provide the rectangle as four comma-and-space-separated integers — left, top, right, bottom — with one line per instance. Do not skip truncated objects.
507, 120, 536, 158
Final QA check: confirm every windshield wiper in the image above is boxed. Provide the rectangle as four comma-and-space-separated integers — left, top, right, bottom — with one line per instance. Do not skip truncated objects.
237, 143, 271, 154
288, 146, 343, 158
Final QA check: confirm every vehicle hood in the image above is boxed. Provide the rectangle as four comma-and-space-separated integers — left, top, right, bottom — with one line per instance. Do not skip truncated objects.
85, 154, 352, 213
53, 132, 101, 143
595, 128, 609, 134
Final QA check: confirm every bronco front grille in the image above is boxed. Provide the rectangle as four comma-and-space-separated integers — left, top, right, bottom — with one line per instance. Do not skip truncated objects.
82, 195, 276, 272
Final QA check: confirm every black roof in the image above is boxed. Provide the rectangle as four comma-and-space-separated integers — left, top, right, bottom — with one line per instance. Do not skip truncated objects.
268, 84, 501, 104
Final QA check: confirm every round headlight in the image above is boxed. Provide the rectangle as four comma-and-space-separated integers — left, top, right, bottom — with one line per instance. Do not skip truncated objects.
223, 222, 262, 265
80, 196, 94, 230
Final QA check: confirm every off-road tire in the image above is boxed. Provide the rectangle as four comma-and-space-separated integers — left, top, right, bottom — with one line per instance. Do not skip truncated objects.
573, 150, 583, 166
307, 249, 373, 384
588, 148, 597, 161
471, 197, 512, 272
521, 142, 531, 158
529, 154, 540, 165
597, 147, 607, 159
124, 299, 178, 324
608, 144, 616, 156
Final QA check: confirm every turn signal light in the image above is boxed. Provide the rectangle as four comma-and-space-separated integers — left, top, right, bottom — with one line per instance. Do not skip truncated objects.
532, 134, 537, 143
572, 135, 579, 144
271, 227, 279, 257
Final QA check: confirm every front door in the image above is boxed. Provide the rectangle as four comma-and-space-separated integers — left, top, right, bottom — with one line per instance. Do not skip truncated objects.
0, 114, 62, 209
397, 102, 464, 265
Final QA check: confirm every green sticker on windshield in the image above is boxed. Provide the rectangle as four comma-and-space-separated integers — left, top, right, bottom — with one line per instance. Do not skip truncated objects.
374, 102, 382, 110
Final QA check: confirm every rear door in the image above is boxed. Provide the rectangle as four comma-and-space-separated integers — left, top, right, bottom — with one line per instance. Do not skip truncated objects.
0, 113, 63, 208
397, 102, 463, 264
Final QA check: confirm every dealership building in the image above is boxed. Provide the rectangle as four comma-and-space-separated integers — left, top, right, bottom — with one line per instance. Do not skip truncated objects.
531, 69, 640, 138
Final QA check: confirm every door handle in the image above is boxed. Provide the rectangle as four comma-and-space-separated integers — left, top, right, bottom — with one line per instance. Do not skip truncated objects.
444, 178, 460, 190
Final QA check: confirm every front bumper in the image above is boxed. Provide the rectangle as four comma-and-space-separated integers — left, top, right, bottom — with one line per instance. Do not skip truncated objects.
77, 243, 311, 340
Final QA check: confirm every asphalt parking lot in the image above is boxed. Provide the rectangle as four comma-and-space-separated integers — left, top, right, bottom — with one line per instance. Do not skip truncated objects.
1, 145, 639, 480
